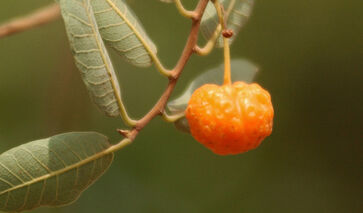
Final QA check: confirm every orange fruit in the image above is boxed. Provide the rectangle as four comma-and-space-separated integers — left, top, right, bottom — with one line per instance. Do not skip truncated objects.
185, 81, 274, 155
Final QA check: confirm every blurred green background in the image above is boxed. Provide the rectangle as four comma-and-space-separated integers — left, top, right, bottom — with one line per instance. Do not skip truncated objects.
0, 0, 362, 212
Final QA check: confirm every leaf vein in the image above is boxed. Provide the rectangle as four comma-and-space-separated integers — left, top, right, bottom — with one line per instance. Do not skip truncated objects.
0, 161, 25, 184
20, 148, 52, 173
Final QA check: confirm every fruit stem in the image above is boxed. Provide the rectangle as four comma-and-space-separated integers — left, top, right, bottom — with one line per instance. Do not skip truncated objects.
214, 0, 231, 85
223, 37, 231, 85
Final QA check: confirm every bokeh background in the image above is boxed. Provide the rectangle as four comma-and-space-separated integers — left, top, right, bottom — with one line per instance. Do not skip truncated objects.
0, 0, 362, 212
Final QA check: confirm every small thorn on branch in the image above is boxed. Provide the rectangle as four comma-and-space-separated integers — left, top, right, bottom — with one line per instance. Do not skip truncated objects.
117, 129, 131, 138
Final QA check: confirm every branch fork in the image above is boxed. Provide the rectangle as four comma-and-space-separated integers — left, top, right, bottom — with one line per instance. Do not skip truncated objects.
0, 0, 212, 152
114, 0, 210, 148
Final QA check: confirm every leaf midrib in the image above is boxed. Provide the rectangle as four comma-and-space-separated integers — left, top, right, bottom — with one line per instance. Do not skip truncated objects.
104, 0, 157, 61
0, 143, 112, 197
81, 0, 124, 117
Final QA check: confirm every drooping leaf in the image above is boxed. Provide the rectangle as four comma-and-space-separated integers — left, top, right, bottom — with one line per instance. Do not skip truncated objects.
0, 132, 114, 212
167, 59, 258, 133
201, 0, 255, 47
59, 0, 122, 117
91, 0, 157, 67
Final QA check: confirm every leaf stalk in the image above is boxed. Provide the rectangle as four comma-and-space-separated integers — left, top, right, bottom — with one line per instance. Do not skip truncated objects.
175, 0, 197, 19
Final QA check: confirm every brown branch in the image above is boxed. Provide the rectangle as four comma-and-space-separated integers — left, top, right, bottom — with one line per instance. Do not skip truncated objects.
120, 0, 210, 142
0, 3, 60, 38
0, 0, 210, 149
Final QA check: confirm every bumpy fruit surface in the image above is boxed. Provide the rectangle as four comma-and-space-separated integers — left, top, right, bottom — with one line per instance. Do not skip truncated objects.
186, 81, 274, 155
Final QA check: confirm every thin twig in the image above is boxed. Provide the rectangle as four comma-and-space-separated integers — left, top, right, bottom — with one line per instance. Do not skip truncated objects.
115, 0, 210, 148
0, 3, 60, 38
0, 0, 210, 152
194, 24, 221, 56
195, 0, 237, 56
162, 111, 185, 123
175, 0, 197, 19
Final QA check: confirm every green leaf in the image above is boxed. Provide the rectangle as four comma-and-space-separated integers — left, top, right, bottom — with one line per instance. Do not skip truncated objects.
200, 1, 220, 43
201, 0, 255, 47
0, 132, 114, 212
173, 117, 191, 134
168, 59, 258, 133
91, 0, 157, 67
59, 0, 123, 118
